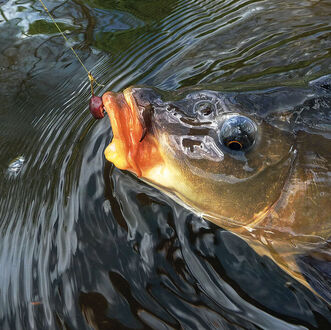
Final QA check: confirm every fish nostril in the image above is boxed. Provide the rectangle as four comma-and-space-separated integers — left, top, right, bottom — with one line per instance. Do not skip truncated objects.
220, 116, 257, 152
194, 100, 215, 117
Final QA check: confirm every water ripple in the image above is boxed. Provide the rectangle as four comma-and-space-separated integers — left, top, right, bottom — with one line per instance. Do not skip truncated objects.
0, 0, 330, 328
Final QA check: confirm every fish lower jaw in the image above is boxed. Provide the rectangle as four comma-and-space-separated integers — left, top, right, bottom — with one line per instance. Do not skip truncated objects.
104, 138, 130, 170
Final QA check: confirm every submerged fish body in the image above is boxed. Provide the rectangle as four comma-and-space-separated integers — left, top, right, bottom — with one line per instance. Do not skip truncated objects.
102, 76, 331, 301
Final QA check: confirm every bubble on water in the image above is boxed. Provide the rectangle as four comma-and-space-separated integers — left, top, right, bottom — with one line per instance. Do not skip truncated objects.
7, 156, 25, 176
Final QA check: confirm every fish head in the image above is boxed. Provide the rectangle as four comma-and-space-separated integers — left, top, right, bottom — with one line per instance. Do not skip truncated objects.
102, 82, 331, 301
103, 86, 296, 228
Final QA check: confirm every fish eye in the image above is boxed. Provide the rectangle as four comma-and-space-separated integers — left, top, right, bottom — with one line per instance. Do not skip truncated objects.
194, 101, 215, 117
220, 116, 257, 151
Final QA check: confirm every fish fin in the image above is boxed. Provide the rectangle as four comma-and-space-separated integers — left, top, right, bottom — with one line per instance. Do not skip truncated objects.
243, 239, 324, 300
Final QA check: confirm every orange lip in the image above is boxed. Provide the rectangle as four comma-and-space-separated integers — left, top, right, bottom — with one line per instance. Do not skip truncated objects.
102, 89, 163, 177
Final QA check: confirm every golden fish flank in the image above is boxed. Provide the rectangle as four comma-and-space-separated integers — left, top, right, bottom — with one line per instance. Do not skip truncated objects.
101, 77, 331, 301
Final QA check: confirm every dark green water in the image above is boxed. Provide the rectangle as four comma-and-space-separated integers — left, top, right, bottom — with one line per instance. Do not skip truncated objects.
0, 0, 330, 328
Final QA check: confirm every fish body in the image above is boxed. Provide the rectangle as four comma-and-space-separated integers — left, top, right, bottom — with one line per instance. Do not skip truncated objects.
101, 76, 331, 301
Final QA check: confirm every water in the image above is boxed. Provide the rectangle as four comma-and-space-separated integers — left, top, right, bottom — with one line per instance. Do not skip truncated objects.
0, 0, 330, 328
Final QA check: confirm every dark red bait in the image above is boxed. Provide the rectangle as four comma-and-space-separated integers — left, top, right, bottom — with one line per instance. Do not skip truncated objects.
89, 95, 105, 119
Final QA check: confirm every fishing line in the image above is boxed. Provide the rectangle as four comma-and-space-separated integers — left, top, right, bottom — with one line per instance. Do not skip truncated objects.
38, 0, 104, 95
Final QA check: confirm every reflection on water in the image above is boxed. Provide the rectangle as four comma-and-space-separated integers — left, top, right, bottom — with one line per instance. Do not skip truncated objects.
0, 0, 330, 328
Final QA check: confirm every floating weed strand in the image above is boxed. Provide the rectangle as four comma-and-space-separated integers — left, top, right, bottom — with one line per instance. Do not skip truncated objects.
38, 0, 104, 95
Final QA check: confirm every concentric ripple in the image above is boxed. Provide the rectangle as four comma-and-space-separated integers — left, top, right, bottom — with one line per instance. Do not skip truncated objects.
0, 0, 330, 328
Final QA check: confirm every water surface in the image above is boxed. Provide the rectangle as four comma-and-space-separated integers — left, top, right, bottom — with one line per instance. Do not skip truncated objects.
0, 0, 330, 328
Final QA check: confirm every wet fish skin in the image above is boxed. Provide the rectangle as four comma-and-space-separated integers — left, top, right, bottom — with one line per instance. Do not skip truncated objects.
102, 75, 331, 301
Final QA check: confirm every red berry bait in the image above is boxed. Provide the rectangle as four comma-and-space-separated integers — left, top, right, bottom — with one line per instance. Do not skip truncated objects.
89, 96, 105, 119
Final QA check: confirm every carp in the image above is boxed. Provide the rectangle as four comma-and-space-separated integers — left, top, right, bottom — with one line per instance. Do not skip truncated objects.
97, 76, 331, 301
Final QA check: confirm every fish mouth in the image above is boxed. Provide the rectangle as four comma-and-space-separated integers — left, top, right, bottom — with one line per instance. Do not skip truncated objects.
102, 88, 163, 177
